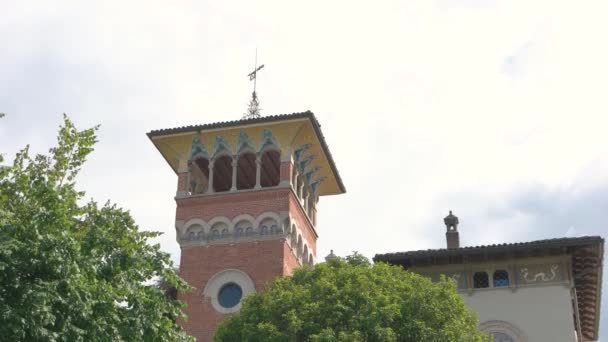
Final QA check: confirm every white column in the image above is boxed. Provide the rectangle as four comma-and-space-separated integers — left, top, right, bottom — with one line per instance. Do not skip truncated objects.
207, 159, 215, 194
254, 154, 262, 189
231, 156, 238, 191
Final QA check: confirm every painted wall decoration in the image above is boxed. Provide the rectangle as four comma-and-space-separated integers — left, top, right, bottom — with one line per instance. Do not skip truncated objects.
259, 129, 279, 152
294, 143, 312, 163
298, 155, 317, 173
309, 177, 327, 195
304, 166, 321, 184
519, 264, 560, 283
237, 131, 255, 154
190, 137, 209, 159
213, 136, 232, 158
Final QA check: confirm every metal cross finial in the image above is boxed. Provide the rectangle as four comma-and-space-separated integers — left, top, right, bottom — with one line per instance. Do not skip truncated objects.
243, 49, 265, 119
247, 49, 265, 94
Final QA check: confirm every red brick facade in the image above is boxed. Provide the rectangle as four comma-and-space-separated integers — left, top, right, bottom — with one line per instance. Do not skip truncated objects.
279, 160, 293, 183
176, 184, 317, 341
177, 172, 188, 193
178, 239, 293, 341
176, 188, 290, 222
287, 193, 317, 254
175, 188, 318, 253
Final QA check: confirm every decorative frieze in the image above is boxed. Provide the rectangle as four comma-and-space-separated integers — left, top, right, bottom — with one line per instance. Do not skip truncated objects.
519, 264, 561, 284
176, 211, 314, 266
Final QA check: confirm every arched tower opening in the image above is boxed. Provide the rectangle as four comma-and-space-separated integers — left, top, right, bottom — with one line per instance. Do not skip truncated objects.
190, 157, 210, 194
237, 152, 256, 190
213, 155, 233, 192
260, 150, 280, 187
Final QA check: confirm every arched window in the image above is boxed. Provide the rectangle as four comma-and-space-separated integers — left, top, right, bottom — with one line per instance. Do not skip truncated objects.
297, 235, 303, 258
290, 225, 298, 246
259, 218, 277, 236
235, 220, 253, 239
479, 321, 526, 342
213, 155, 233, 192
491, 332, 515, 342
260, 150, 280, 187
473, 272, 489, 288
283, 217, 291, 235
185, 224, 204, 241
245, 227, 254, 236
236, 152, 256, 190
303, 245, 309, 264
210, 222, 227, 241
493, 270, 509, 287
189, 157, 210, 194
270, 224, 280, 234
221, 228, 229, 238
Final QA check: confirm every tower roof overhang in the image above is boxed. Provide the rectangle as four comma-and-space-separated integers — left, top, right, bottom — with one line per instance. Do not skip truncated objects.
147, 111, 346, 196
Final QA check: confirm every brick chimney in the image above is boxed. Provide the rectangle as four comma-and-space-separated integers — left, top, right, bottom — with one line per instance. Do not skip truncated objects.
444, 210, 460, 249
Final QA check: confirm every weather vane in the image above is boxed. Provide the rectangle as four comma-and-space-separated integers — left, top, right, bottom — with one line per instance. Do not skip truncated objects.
243, 49, 264, 119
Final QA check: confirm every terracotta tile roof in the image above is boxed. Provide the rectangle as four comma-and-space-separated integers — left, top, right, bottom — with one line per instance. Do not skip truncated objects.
374, 236, 604, 341
374, 236, 603, 261
146, 111, 345, 193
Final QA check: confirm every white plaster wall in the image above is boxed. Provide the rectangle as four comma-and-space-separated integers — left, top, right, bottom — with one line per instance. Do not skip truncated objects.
462, 285, 576, 342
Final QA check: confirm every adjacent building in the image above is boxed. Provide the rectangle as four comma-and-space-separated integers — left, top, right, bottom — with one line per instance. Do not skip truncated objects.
374, 212, 604, 342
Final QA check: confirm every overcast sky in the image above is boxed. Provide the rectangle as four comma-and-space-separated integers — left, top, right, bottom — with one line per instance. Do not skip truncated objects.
1, 0, 607, 337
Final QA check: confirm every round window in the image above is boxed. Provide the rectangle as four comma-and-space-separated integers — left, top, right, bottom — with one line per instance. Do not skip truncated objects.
218, 283, 243, 308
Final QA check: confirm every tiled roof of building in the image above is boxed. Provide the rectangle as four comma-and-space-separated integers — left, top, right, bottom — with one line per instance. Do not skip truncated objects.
146, 111, 345, 193
374, 236, 604, 341
374, 236, 603, 261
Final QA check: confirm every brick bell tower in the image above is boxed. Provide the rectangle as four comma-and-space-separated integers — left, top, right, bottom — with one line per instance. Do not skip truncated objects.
147, 111, 345, 341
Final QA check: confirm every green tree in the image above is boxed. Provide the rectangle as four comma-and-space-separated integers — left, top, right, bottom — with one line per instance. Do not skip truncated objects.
0, 115, 193, 341
215, 253, 487, 342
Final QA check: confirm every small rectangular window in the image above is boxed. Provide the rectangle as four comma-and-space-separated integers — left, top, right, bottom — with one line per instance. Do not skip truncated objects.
493, 270, 509, 287
473, 272, 489, 288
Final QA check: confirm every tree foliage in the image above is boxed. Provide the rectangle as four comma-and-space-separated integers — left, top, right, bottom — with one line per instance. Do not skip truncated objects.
215, 253, 487, 342
0, 115, 193, 341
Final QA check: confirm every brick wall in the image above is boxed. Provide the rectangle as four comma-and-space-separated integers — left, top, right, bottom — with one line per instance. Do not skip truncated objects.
176, 188, 318, 255
178, 240, 290, 341
177, 172, 188, 193
283, 242, 300, 276
175, 185, 319, 340
176, 188, 290, 222
279, 160, 293, 183
287, 192, 317, 255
